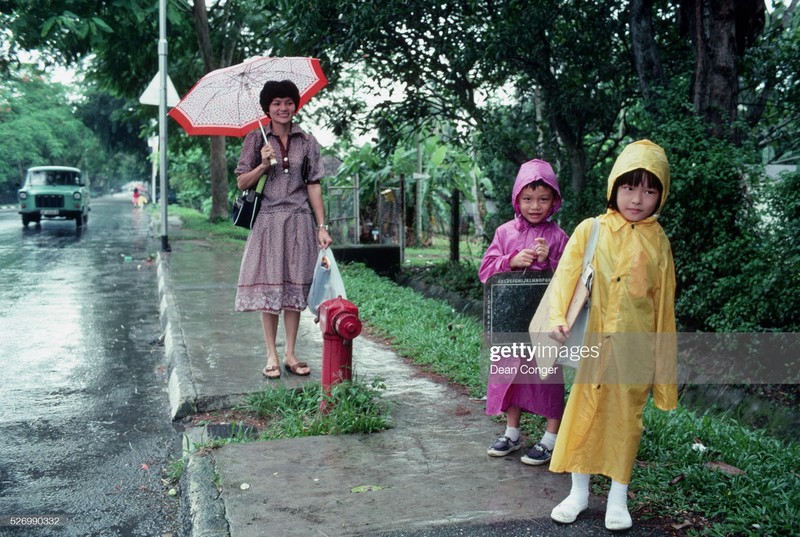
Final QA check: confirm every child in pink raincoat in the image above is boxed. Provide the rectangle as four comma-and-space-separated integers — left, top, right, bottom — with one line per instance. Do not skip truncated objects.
479, 159, 569, 465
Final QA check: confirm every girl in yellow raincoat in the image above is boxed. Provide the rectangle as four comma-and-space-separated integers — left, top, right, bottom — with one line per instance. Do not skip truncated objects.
546, 140, 677, 531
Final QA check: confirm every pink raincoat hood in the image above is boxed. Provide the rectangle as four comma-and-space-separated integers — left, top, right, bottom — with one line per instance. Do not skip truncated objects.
512, 159, 563, 227
478, 158, 569, 282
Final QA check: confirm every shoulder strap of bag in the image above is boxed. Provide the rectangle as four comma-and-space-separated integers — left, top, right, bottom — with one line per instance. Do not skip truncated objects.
254, 175, 266, 194
582, 218, 600, 269
251, 133, 267, 194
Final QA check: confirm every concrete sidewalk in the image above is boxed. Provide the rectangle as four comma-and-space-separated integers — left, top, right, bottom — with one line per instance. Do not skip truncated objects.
157, 234, 662, 537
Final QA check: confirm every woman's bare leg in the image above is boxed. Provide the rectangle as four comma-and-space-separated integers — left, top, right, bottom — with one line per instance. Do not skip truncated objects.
260, 312, 280, 377
283, 310, 309, 374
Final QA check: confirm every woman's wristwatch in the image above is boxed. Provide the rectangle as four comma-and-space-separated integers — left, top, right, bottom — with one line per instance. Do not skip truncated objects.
317, 224, 329, 231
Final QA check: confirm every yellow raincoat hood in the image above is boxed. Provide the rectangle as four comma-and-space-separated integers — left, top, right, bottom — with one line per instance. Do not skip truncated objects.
607, 140, 670, 215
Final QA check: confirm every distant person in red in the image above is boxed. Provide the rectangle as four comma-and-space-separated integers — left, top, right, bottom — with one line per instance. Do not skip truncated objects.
132, 188, 147, 207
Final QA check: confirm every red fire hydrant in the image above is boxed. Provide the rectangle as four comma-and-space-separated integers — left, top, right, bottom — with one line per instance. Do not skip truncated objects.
318, 297, 362, 412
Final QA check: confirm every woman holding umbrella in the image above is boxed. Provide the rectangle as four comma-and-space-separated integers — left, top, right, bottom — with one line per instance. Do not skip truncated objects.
234, 80, 333, 379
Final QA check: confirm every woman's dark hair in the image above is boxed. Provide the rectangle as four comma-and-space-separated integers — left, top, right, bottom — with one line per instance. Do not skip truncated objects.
608, 169, 663, 215
259, 80, 301, 114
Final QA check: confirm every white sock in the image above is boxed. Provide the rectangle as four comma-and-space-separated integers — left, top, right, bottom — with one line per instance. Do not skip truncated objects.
540, 431, 557, 450
504, 426, 521, 442
551, 473, 589, 524
605, 480, 632, 530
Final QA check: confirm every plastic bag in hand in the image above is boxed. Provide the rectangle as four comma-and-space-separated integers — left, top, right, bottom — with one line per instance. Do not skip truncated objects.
307, 247, 347, 317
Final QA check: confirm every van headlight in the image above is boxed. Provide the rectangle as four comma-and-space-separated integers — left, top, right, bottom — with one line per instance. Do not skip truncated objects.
73, 192, 82, 200
19, 192, 28, 200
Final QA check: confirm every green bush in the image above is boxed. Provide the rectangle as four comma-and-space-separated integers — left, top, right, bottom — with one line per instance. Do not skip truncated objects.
399, 260, 483, 301
634, 89, 800, 332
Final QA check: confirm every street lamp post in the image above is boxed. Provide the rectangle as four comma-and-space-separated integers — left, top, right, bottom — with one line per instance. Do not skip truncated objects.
158, 0, 170, 252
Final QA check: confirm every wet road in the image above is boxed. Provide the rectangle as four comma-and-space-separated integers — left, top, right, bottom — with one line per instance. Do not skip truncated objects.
0, 197, 181, 536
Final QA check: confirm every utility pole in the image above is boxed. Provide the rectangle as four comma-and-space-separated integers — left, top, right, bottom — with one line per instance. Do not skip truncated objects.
158, 0, 170, 252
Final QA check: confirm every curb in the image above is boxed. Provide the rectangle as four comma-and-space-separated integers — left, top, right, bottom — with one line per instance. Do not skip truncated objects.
157, 251, 232, 537
181, 454, 230, 537
157, 253, 198, 419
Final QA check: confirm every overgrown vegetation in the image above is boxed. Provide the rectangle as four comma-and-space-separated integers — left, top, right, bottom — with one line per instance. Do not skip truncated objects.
639, 91, 800, 333
632, 404, 800, 535
341, 262, 485, 396
399, 260, 484, 302
242, 378, 392, 438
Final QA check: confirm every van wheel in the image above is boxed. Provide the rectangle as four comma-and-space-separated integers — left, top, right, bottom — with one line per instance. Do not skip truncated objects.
22, 214, 30, 226
76, 215, 84, 228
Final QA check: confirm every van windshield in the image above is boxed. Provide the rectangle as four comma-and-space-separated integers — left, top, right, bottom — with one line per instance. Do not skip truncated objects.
29, 170, 83, 187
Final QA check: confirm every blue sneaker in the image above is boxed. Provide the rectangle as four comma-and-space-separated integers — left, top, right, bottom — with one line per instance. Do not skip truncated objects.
487, 435, 522, 457
521, 442, 553, 466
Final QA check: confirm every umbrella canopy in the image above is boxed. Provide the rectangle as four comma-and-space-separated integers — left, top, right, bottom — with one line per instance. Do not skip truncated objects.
168, 56, 327, 137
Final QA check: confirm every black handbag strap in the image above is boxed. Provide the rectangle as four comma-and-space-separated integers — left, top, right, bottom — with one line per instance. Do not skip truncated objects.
301, 156, 310, 184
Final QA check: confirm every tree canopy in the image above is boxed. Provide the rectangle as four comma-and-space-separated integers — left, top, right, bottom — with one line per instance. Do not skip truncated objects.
1, 0, 798, 330
0, 71, 95, 196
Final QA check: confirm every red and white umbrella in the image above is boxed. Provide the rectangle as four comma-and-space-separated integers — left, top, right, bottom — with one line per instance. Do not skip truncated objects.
168, 56, 327, 138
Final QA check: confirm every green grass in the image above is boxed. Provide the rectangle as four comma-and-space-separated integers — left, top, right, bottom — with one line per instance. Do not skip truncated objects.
164, 456, 186, 485
404, 235, 484, 266
632, 403, 800, 535
241, 377, 392, 438
341, 262, 486, 396
150, 205, 250, 243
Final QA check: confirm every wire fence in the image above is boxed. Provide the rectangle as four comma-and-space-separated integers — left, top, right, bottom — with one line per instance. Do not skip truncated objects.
325, 176, 359, 245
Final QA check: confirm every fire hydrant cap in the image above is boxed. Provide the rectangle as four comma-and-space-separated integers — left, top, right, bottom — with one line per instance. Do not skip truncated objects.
335, 314, 362, 340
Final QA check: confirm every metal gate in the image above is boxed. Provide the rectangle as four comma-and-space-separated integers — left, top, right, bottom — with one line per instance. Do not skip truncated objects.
325, 174, 359, 245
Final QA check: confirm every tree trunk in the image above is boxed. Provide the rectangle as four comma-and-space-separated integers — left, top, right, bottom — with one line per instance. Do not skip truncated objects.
543, 76, 587, 195
567, 146, 587, 198
449, 189, 460, 263
192, 0, 215, 72
689, 0, 739, 137
681, 0, 765, 140
192, 0, 229, 221
681, 0, 739, 137
630, 0, 668, 110
209, 136, 229, 221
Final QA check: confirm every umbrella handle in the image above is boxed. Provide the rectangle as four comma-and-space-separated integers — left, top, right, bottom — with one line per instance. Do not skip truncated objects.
257, 119, 278, 166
